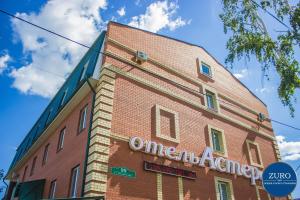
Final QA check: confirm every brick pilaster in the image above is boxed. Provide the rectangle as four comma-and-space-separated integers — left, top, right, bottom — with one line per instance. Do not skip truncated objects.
84, 67, 116, 197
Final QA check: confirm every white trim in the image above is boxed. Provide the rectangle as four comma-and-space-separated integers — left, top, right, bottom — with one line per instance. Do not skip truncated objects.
155, 104, 180, 143
71, 166, 80, 198
246, 140, 264, 168
199, 61, 213, 78
58, 128, 65, 150
215, 176, 235, 200
49, 180, 57, 199
82, 106, 88, 130
208, 125, 228, 157
60, 89, 68, 107
203, 85, 220, 113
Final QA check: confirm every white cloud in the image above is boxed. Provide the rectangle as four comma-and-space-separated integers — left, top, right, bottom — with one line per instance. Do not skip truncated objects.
255, 86, 274, 94
282, 154, 300, 161
10, 0, 107, 98
128, 1, 189, 33
117, 7, 126, 17
0, 53, 10, 74
233, 69, 248, 79
276, 135, 300, 161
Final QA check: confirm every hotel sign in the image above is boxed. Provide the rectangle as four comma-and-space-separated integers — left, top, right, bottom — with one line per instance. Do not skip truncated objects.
129, 136, 262, 185
144, 161, 197, 179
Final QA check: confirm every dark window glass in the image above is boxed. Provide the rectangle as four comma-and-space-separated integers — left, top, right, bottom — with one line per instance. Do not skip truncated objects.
22, 166, 28, 181
69, 165, 80, 198
80, 61, 90, 81
78, 105, 88, 133
218, 181, 230, 200
33, 125, 41, 141
201, 63, 212, 77
57, 128, 66, 151
49, 180, 57, 199
30, 156, 37, 176
206, 91, 217, 110
45, 109, 52, 125
42, 144, 50, 165
59, 90, 68, 108
212, 129, 222, 152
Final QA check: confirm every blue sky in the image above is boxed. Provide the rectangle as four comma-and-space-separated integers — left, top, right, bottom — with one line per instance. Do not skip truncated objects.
0, 0, 299, 197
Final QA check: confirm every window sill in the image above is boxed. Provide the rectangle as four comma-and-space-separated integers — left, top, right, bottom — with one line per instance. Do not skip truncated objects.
156, 134, 180, 144
56, 148, 63, 153
213, 151, 228, 158
77, 128, 86, 135
206, 107, 219, 113
199, 72, 214, 82
250, 162, 264, 169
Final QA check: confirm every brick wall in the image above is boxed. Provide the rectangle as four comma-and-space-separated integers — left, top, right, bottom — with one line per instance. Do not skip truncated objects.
101, 22, 285, 200
15, 92, 93, 198
105, 22, 270, 116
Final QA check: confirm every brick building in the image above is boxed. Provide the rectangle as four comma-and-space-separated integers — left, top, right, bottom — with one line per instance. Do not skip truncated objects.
5, 22, 288, 200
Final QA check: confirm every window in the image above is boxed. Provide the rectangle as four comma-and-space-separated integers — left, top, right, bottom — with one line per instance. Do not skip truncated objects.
69, 165, 80, 198
59, 90, 68, 108
30, 156, 37, 176
246, 140, 263, 168
22, 166, 28, 181
49, 180, 57, 199
200, 63, 212, 77
57, 128, 66, 151
218, 181, 231, 200
45, 109, 53, 125
78, 105, 88, 133
80, 61, 90, 81
215, 177, 234, 200
206, 90, 218, 111
42, 144, 50, 165
208, 125, 228, 157
33, 124, 41, 141
212, 129, 222, 151
155, 104, 180, 143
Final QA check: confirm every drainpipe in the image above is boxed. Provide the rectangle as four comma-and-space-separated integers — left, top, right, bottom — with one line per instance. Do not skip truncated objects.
81, 78, 96, 197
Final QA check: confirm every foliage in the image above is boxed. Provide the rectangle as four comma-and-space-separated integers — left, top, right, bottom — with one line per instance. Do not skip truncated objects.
0, 169, 3, 193
220, 0, 300, 116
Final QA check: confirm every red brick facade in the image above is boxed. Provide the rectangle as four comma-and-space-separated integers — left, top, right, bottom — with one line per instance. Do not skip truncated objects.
7, 22, 288, 200
14, 92, 93, 198
101, 22, 285, 200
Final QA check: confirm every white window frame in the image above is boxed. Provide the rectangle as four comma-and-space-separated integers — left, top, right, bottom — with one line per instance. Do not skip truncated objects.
200, 62, 213, 78
49, 180, 57, 199
57, 128, 66, 151
208, 125, 228, 157
80, 60, 90, 81
70, 165, 80, 198
78, 105, 88, 133
203, 86, 220, 113
60, 89, 68, 107
214, 176, 235, 200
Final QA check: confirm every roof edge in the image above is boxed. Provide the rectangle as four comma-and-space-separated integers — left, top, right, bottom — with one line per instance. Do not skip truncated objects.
5, 77, 98, 179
